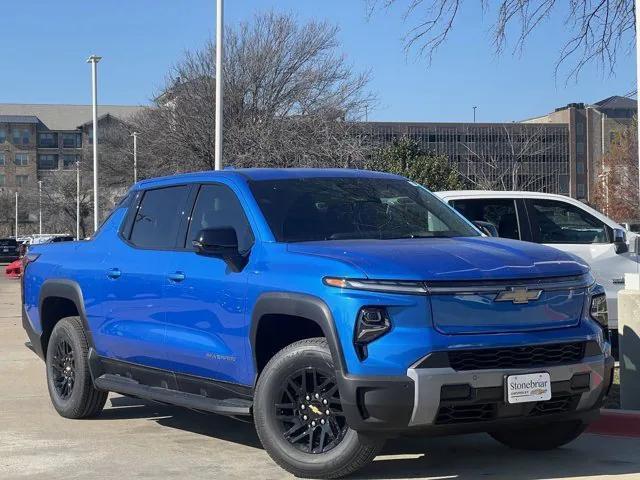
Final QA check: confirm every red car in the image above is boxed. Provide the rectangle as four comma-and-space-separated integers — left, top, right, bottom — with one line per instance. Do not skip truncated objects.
5, 259, 22, 277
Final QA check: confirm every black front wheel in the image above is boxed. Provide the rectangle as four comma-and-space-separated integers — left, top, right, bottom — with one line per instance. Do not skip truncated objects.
45, 317, 108, 419
254, 338, 384, 479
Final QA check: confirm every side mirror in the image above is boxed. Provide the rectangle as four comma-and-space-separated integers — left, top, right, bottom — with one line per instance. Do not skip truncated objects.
473, 220, 498, 237
193, 228, 239, 257
192, 227, 248, 271
613, 228, 629, 254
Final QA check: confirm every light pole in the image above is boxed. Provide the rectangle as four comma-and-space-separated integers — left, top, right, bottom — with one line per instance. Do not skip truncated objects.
473, 106, 477, 123
14, 192, 18, 239
76, 159, 81, 240
87, 54, 102, 232
215, 0, 224, 170
38, 180, 42, 235
131, 131, 139, 183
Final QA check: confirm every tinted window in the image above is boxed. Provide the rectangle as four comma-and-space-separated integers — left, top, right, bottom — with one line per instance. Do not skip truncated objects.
451, 198, 520, 240
0, 239, 17, 247
187, 184, 254, 252
529, 199, 608, 244
249, 178, 478, 242
129, 186, 191, 249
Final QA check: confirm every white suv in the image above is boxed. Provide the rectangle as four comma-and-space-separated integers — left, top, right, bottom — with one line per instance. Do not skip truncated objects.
436, 190, 639, 337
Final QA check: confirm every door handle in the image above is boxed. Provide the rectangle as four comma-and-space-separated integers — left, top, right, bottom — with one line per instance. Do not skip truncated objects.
107, 268, 121, 279
168, 271, 186, 283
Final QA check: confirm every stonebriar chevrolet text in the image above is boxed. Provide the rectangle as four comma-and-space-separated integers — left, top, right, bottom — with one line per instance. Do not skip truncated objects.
22, 169, 614, 479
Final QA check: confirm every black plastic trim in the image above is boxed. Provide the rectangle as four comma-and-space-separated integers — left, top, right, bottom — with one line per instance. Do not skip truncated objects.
38, 279, 95, 353
250, 292, 347, 376
22, 305, 45, 360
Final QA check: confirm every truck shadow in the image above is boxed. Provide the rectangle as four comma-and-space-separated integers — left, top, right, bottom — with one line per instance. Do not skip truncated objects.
101, 396, 640, 480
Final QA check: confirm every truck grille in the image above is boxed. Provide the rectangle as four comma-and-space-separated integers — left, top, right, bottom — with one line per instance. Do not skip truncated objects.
435, 394, 581, 425
448, 342, 585, 371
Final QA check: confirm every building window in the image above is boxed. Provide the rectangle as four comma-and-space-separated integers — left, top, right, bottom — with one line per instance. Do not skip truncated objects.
0, 129, 6, 143
576, 142, 584, 154
38, 132, 58, 148
577, 184, 586, 198
576, 162, 585, 174
14, 153, 29, 166
62, 154, 80, 170
22, 129, 30, 145
38, 154, 59, 170
12, 128, 20, 144
16, 175, 29, 187
0, 153, 4, 166
0, 174, 4, 186
62, 132, 82, 148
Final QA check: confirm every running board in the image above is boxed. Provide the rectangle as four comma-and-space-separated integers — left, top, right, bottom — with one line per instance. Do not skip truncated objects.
94, 374, 252, 417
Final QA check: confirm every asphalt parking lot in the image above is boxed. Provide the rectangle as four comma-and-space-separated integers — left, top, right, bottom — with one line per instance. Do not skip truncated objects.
2, 272, 640, 480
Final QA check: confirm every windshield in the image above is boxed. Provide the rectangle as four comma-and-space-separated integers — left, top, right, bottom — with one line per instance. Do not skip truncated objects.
249, 177, 479, 242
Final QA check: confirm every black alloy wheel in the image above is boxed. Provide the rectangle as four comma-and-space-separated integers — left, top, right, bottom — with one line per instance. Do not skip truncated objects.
50, 338, 76, 400
276, 367, 347, 454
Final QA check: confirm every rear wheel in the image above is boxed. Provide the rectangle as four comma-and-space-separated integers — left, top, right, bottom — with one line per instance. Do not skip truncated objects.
45, 316, 108, 419
254, 338, 384, 479
489, 420, 587, 450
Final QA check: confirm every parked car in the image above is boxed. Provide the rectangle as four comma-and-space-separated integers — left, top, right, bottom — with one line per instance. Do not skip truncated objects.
22, 170, 614, 478
436, 190, 639, 342
0, 238, 20, 263
5, 258, 22, 277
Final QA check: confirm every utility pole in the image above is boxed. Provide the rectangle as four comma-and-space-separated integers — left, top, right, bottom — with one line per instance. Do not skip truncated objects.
131, 132, 139, 183
38, 180, 42, 235
76, 159, 81, 240
87, 54, 102, 232
14, 192, 18, 239
214, 0, 224, 170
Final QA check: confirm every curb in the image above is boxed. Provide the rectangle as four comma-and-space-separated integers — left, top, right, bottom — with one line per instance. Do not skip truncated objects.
587, 409, 640, 438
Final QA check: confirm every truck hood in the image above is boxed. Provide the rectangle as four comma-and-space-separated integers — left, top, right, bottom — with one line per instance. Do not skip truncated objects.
286, 236, 589, 281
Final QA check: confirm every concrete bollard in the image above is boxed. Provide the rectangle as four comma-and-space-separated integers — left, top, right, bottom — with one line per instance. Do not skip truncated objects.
619, 273, 640, 410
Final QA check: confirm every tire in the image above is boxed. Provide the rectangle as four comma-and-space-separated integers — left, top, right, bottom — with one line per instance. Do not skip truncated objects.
254, 338, 384, 479
45, 316, 108, 419
489, 420, 587, 451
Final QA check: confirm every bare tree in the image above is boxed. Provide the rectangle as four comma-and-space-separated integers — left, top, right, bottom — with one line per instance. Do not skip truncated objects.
592, 117, 639, 221
132, 11, 375, 173
457, 125, 564, 191
368, 0, 636, 80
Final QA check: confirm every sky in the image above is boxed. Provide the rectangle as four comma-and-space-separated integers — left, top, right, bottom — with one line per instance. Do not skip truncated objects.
0, 0, 636, 122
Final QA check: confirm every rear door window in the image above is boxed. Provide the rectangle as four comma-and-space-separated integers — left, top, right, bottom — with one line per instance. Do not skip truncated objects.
129, 186, 191, 249
527, 199, 609, 244
450, 198, 521, 240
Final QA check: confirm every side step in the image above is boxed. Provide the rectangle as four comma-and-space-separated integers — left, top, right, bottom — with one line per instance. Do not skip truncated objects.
94, 374, 252, 417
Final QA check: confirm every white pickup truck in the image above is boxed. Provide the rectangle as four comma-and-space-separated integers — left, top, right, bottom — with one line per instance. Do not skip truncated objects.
436, 190, 640, 339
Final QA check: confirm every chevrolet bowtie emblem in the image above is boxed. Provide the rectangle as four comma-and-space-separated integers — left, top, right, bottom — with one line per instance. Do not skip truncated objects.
308, 405, 322, 415
494, 287, 542, 304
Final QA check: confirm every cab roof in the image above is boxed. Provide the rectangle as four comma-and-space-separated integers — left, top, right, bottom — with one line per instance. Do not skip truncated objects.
136, 168, 404, 188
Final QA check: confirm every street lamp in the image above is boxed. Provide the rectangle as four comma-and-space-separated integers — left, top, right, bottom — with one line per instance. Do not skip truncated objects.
215, 0, 224, 170
131, 131, 139, 183
86, 54, 102, 232
473, 106, 477, 123
76, 159, 81, 240
38, 180, 42, 235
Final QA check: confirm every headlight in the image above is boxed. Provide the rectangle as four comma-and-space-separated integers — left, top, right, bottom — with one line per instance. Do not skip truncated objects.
323, 277, 427, 295
590, 294, 608, 329
354, 307, 391, 360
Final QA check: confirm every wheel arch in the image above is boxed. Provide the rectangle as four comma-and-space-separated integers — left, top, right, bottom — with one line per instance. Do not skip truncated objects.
39, 279, 94, 357
250, 292, 347, 382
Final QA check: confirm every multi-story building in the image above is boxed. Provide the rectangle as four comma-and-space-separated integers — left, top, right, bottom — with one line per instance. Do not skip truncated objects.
523, 95, 637, 202
0, 104, 144, 234
367, 121, 570, 195
367, 95, 636, 201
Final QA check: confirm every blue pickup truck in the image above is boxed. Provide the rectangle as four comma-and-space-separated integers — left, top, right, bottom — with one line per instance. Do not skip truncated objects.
22, 169, 614, 478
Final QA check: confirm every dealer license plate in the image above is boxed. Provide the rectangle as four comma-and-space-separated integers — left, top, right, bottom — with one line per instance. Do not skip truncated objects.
506, 372, 552, 404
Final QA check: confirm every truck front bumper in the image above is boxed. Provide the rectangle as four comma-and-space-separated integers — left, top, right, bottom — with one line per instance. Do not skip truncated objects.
338, 340, 614, 436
